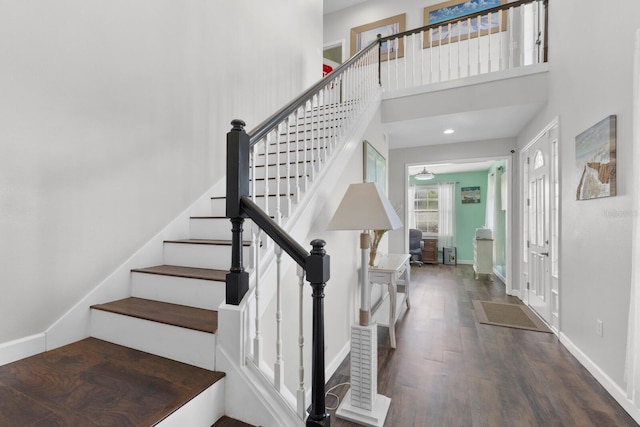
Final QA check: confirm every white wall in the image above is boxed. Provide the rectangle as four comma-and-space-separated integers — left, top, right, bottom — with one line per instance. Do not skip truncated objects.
517, 0, 640, 390
0, 0, 322, 345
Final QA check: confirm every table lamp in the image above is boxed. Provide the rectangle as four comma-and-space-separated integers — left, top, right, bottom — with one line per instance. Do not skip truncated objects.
328, 182, 402, 427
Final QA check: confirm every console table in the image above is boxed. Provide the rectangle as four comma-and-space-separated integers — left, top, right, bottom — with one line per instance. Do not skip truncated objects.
369, 253, 411, 348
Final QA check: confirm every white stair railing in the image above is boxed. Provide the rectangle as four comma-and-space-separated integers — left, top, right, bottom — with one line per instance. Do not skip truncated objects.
238, 42, 380, 421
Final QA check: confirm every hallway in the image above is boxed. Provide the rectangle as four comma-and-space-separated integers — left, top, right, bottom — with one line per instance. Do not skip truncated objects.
326, 264, 637, 426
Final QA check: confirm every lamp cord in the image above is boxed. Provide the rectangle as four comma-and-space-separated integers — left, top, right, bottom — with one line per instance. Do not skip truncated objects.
324, 382, 351, 411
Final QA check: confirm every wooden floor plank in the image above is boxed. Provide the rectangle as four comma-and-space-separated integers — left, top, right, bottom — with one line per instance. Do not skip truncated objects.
0, 338, 224, 426
325, 264, 638, 427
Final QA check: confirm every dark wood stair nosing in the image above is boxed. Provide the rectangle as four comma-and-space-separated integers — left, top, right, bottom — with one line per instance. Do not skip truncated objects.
131, 265, 227, 282
91, 297, 218, 334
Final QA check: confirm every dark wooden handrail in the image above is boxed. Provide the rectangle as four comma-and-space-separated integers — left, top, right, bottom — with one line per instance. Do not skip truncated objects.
240, 196, 308, 267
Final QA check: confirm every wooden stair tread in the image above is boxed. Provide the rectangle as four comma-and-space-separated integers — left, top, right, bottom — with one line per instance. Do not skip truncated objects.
91, 297, 218, 334
165, 238, 250, 246
0, 337, 224, 426
132, 265, 227, 282
213, 415, 257, 427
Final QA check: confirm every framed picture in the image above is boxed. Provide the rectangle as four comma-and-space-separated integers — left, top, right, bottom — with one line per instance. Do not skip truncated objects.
575, 115, 617, 200
350, 14, 406, 61
461, 186, 481, 204
423, 0, 506, 47
363, 140, 386, 192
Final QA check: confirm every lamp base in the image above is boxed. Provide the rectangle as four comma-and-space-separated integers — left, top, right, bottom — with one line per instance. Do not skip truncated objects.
336, 390, 391, 427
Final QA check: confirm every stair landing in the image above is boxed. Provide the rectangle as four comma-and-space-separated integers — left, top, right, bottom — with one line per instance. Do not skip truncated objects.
0, 337, 224, 426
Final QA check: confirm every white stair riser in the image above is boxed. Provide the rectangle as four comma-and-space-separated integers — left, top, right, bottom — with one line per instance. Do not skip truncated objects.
163, 242, 249, 270
249, 196, 292, 218
211, 197, 292, 218
90, 310, 216, 370
210, 199, 226, 217
251, 177, 304, 197
272, 131, 338, 149
256, 148, 326, 165
189, 217, 238, 241
131, 272, 225, 311
251, 163, 318, 180
157, 380, 225, 427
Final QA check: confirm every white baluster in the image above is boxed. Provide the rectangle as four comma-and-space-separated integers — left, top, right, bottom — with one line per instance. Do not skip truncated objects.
477, 15, 482, 75
420, 30, 425, 85
447, 23, 452, 81
274, 245, 284, 392
508, 7, 514, 69
467, 17, 472, 77
498, 10, 503, 71
253, 228, 262, 366
429, 28, 434, 83
296, 264, 306, 420
488, 12, 493, 72
272, 131, 282, 225
283, 119, 292, 215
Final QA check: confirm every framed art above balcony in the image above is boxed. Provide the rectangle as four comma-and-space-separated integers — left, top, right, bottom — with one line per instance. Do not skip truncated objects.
350, 13, 406, 61
423, 0, 506, 47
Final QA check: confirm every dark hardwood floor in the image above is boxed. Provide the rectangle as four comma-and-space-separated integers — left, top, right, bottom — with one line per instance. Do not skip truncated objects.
325, 264, 638, 427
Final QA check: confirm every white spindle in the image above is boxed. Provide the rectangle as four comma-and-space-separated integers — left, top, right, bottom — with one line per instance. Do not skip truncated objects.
253, 228, 262, 366
467, 17, 472, 77
284, 118, 292, 213
508, 7, 514, 69
296, 264, 306, 420
420, 30, 425, 85
498, 10, 503, 71
429, 28, 434, 83
477, 15, 482, 75
274, 245, 284, 391
456, 20, 462, 78
448, 23, 452, 80
487, 13, 493, 73
273, 130, 281, 224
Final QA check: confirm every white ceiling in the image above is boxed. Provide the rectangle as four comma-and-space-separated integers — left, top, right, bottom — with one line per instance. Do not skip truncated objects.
384, 103, 542, 150
323, 0, 369, 15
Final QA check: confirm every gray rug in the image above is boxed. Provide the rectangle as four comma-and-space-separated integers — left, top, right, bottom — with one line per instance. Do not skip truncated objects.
473, 300, 552, 333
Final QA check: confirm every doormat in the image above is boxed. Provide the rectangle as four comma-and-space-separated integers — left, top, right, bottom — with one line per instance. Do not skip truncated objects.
472, 300, 552, 333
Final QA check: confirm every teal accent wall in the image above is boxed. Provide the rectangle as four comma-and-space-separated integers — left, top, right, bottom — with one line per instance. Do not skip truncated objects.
410, 170, 489, 263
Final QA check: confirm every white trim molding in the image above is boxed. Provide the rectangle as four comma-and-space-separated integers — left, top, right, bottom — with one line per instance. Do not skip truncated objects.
0, 333, 46, 366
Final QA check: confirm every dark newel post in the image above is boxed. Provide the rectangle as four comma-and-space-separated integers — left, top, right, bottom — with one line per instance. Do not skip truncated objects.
225, 119, 250, 305
305, 239, 330, 427
377, 34, 382, 86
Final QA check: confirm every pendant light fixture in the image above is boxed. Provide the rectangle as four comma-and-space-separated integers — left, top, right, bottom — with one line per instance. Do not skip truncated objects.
414, 166, 435, 181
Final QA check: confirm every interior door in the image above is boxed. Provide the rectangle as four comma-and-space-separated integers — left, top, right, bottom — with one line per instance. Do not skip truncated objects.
526, 137, 551, 324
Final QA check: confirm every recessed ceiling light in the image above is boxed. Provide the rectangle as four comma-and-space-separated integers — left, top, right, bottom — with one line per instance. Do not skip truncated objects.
444, 129, 455, 134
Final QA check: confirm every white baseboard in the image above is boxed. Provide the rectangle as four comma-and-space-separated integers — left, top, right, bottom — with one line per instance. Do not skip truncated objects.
559, 332, 640, 425
0, 333, 46, 366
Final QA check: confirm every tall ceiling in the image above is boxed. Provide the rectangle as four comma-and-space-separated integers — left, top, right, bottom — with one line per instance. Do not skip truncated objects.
323, 0, 370, 15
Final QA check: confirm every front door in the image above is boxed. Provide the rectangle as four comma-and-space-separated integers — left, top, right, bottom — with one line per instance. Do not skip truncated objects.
525, 132, 552, 324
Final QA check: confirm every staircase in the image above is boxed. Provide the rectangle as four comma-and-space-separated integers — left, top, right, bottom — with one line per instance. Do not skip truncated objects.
0, 37, 382, 426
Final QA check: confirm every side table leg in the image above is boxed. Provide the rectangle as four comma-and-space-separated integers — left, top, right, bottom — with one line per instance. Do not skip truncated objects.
388, 281, 397, 349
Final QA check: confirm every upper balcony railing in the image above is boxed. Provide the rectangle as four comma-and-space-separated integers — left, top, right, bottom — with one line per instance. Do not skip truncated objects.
379, 0, 548, 92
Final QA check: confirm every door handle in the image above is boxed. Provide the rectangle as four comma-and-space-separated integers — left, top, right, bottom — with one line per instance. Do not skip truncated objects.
540, 252, 549, 257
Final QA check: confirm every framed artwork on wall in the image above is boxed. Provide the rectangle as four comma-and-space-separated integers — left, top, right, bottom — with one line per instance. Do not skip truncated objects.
363, 140, 386, 193
461, 186, 481, 204
423, 0, 506, 47
350, 14, 406, 61
575, 115, 617, 200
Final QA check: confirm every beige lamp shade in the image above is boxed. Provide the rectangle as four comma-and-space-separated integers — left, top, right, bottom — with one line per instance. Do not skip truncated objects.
328, 182, 403, 231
